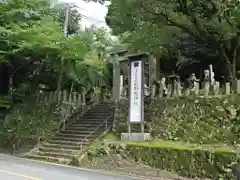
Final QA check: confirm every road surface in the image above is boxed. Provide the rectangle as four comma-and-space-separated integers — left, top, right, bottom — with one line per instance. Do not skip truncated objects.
0, 154, 148, 180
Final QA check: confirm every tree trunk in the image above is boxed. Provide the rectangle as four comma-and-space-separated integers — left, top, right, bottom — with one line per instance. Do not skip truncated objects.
226, 63, 233, 82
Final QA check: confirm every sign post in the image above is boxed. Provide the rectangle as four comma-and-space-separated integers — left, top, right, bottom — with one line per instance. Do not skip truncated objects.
127, 53, 148, 134
121, 53, 151, 141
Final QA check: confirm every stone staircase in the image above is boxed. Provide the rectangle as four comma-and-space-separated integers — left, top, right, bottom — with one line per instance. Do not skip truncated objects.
24, 102, 116, 164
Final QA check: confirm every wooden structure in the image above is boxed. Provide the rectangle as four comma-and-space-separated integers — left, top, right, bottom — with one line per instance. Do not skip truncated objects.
109, 49, 157, 102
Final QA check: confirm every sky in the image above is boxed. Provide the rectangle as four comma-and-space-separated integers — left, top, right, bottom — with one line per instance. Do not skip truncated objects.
60, 0, 109, 29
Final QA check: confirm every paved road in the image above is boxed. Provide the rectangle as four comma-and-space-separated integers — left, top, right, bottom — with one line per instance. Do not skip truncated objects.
0, 154, 148, 180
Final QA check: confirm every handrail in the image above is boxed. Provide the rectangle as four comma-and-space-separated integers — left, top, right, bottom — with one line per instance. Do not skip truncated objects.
78, 114, 113, 151
37, 102, 95, 145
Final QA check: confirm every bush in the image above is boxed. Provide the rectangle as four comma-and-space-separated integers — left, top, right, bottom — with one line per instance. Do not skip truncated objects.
115, 95, 240, 145
124, 141, 240, 179
0, 101, 60, 149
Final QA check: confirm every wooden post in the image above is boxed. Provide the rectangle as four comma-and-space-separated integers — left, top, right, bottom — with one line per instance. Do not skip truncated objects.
119, 75, 124, 98
73, 92, 77, 105
127, 58, 131, 134
68, 91, 72, 112
63, 90, 67, 101
77, 93, 81, 106
149, 55, 157, 99
112, 56, 121, 101
141, 59, 144, 133
58, 90, 62, 102
82, 88, 86, 105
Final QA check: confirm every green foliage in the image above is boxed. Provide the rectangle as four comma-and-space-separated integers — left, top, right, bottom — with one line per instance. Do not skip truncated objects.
0, 0, 117, 95
125, 141, 239, 179
116, 95, 240, 145
87, 147, 108, 160
106, 0, 240, 76
0, 96, 11, 109
0, 101, 60, 149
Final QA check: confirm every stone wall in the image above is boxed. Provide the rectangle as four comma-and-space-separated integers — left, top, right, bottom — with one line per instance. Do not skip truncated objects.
114, 95, 240, 145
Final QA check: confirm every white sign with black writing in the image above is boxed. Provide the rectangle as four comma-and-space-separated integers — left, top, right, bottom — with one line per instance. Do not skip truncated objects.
129, 61, 143, 123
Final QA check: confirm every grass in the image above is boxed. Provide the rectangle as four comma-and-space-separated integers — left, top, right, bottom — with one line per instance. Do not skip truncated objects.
88, 132, 238, 153
89, 132, 120, 148
128, 140, 237, 153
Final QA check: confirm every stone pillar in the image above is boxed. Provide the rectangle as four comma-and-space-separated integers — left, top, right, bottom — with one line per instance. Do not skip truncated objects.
214, 81, 220, 95
173, 80, 178, 97
204, 82, 210, 97
184, 88, 190, 96
167, 84, 172, 98
112, 56, 121, 101
225, 82, 230, 95
237, 80, 240, 94
194, 82, 199, 95
176, 82, 182, 96
151, 84, 156, 99
149, 55, 157, 97
120, 75, 124, 97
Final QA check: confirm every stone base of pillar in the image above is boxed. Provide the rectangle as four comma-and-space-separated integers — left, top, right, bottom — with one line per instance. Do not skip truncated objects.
121, 133, 151, 141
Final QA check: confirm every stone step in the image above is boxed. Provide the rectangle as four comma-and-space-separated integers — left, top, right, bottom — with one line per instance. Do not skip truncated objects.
55, 132, 100, 139
70, 122, 106, 127
60, 129, 103, 134
51, 136, 94, 142
67, 124, 103, 129
46, 139, 89, 146
42, 143, 81, 150
66, 124, 102, 128
80, 116, 112, 119
85, 109, 113, 113
70, 121, 108, 126
65, 126, 104, 131
73, 118, 108, 122
38, 151, 73, 159
38, 147, 79, 154
24, 154, 71, 164
86, 107, 113, 110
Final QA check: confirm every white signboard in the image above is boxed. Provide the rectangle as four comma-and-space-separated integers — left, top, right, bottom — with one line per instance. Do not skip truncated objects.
129, 61, 143, 123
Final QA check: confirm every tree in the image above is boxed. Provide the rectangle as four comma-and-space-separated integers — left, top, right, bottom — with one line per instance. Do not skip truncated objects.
0, 0, 115, 101
106, 0, 240, 78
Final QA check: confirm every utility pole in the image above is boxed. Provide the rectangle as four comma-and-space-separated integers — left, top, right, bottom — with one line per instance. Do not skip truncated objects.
57, 5, 69, 93
63, 5, 69, 37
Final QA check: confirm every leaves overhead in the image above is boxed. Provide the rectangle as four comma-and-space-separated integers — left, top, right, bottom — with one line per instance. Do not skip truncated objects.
106, 0, 240, 77
0, 0, 116, 94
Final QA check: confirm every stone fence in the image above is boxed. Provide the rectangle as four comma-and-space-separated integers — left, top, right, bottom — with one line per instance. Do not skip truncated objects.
150, 80, 240, 98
